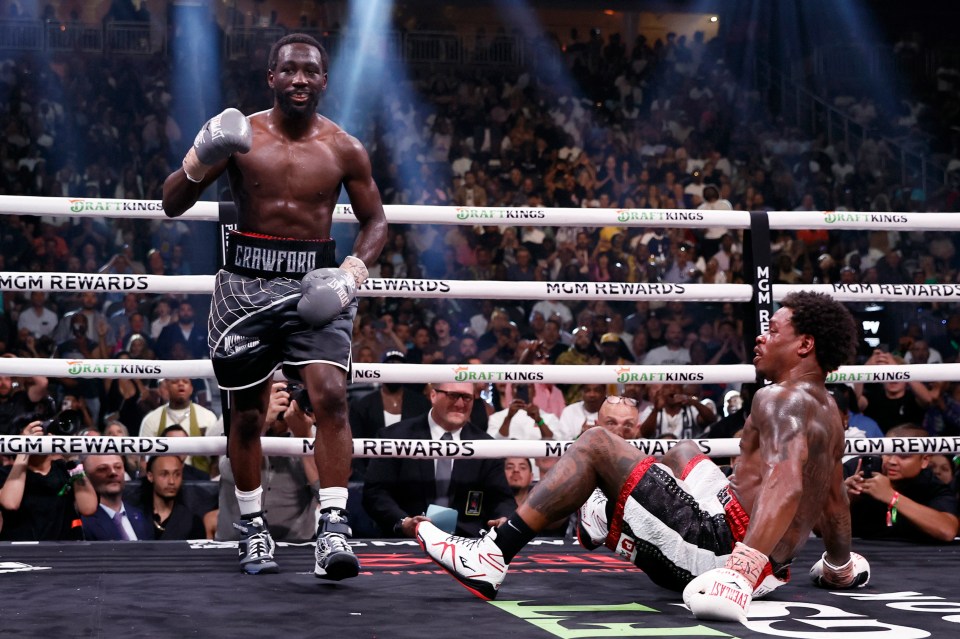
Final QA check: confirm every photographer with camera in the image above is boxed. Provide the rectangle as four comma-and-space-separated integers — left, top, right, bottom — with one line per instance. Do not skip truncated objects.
844, 424, 959, 543
0, 419, 98, 540
0, 366, 56, 436
211, 381, 320, 542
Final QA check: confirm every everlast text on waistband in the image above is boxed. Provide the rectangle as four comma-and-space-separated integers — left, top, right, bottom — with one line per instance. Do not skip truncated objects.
225, 231, 336, 279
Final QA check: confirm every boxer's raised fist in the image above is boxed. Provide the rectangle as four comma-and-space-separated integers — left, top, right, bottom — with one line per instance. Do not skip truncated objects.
182, 108, 252, 182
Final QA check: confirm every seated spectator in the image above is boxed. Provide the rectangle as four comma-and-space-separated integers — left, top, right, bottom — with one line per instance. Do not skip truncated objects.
363, 382, 514, 538
154, 298, 207, 360
558, 383, 607, 440
103, 419, 140, 480
515, 343, 567, 416
53, 312, 110, 421
156, 424, 213, 481
432, 317, 460, 363
17, 292, 58, 340
504, 457, 534, 506
150, 297, 174, 340
81, 454, 154, 541
0, 421, 97, 540
904, 339, 943, 364
556, 325, 601, 403
536, 319, 567, 363
106, 292, 143, 346
639, 383, 715, 439
927, 454, 955, 492
642, 321, 691, 366
52, 291, 114, 346
599, 332, 633, 367
139, 378, 218, 474
844, 425, 959, 543
488, 383, 564, 440
140, 455, 206, 540
211, 383, 320, 542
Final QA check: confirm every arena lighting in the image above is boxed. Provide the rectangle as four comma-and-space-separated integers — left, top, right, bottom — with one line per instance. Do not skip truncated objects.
327, 0, 394, 135
324, 0, 407, 250
493, 0, 593, 107
327, 0, 430, 204
169, 2, 222, 273
170, 3, 221, 134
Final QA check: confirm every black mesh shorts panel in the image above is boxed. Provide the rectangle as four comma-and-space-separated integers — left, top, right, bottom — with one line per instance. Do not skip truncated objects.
208, 270, 355, 390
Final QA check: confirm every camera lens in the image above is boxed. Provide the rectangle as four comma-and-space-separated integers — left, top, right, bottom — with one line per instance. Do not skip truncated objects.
44, 409, 83, 436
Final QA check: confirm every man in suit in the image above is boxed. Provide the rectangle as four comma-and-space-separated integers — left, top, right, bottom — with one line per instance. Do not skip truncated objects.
363, 382, 514, 538
82, 454, 154, 541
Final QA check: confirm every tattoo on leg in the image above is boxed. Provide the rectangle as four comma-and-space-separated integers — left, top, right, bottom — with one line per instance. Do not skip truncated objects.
524, 429, 643, 523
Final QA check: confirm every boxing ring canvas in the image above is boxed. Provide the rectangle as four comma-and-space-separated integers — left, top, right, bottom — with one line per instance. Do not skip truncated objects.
0, 538, 956, 638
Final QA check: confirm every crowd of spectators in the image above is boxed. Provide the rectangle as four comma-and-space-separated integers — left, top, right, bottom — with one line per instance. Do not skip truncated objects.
0, 20, 958, 542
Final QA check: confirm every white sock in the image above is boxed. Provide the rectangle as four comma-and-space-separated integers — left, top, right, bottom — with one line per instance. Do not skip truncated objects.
317, 486, 348, 511
236, 486, 263, 517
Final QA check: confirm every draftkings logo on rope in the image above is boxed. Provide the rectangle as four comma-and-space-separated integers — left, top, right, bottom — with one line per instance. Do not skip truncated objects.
615, 209, 704, 223
455, 207, 546, 220
615, 367, 705, 383
827, 370, 911, 383
822, 211, 909, 225
66, 360, 163, 376
68, 198, 164, 213
451, 366, 544, 382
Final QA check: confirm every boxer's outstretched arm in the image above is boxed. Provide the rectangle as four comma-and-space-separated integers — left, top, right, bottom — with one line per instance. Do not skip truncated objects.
818, 461, 853, 566
739, 390, 807, 556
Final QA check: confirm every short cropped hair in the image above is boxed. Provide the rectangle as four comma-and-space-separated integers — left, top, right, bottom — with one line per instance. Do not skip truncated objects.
779, 291, 857, 374
268, 33, 328, 73
886, 424, 927, 439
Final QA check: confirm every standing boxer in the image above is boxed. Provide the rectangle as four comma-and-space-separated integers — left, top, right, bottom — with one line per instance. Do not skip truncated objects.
163, 33, 387, 579
418, 292, 870, 622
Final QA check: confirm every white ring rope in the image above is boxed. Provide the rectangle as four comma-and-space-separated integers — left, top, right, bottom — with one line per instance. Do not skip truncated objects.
4, 273, 960, 305
1, 197, 957, 466
2, 195, 958, 230
0, 358, 954, 385
0, 435, 955, 459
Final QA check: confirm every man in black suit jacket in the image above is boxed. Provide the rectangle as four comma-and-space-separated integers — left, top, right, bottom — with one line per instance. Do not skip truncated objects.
363, 382, 514, 538
82, 455, 154, 541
